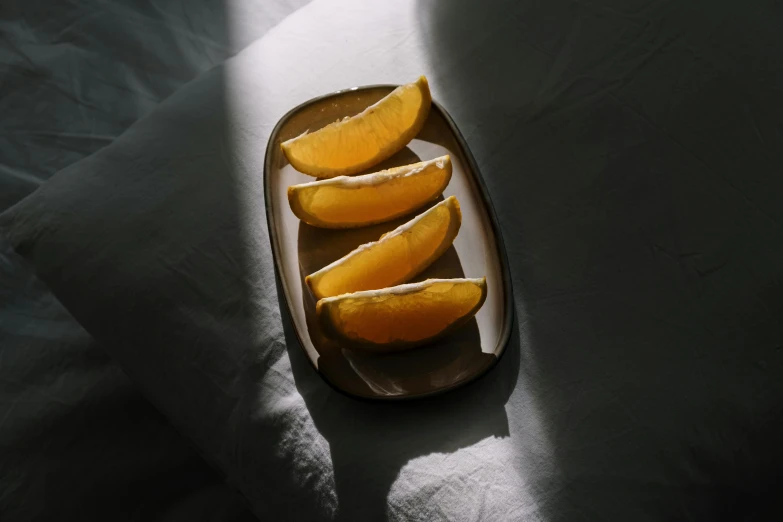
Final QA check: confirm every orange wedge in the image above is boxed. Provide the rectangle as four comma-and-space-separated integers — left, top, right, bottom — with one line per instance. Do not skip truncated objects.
281, 76, 432, 177
287, 155, 452, 228
317, 277, 487, 351
306, 196, 461, 299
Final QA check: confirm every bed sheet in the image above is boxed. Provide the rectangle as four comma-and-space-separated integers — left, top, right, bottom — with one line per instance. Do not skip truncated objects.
4, 0, 783, 520
5, 0, 783, 520
0, 1, 308, 520
0, 0, 308, 211
0, 240, 256, 521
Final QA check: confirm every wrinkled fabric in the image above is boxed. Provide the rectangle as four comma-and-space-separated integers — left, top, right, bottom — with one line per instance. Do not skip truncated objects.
0, 0, 308, 211
0, 240, 257, 521
3, 0, 783, 521
0, 1, 308, 520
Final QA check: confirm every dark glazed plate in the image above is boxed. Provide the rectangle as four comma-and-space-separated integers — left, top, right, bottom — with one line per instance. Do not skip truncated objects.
264, 84, 513, 400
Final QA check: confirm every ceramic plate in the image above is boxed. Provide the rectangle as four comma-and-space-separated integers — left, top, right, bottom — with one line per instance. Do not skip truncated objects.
265, 85, 513, 400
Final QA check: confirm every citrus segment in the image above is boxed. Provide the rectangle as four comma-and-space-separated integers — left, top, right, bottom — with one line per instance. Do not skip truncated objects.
281, 76, 432, 177
287, 156, 451, 228
306, 196, 461, 299
317, 277, 487, 351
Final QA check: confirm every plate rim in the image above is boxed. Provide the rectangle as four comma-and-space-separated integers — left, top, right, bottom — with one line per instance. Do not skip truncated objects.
263, 83, 515, 401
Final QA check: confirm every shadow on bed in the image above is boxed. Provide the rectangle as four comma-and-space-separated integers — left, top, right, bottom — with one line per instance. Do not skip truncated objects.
417, 0, 783, 520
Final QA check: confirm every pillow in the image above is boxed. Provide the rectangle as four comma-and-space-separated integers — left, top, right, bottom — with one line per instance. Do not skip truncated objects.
4, 0, 783, 520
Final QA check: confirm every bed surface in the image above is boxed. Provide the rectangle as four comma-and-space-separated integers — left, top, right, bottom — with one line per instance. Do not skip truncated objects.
3, 1, 783, 521
0, 1, 308, 519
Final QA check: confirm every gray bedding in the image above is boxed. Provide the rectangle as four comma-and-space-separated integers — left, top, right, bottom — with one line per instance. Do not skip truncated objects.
3, 0, 783, 521
0, 1, 307, 519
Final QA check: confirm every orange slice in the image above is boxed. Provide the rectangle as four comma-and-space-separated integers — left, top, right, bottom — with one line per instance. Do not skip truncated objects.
317, 277, 487, 351
287, 155, 452, 228
306, 196, 461, 299
281, 76, 432, 177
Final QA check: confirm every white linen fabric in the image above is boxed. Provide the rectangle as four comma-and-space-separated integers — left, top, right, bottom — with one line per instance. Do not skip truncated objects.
3, 0, 783, 520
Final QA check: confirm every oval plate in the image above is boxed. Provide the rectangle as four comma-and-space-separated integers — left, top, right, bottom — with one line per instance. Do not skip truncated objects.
264, 85, 513, 400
